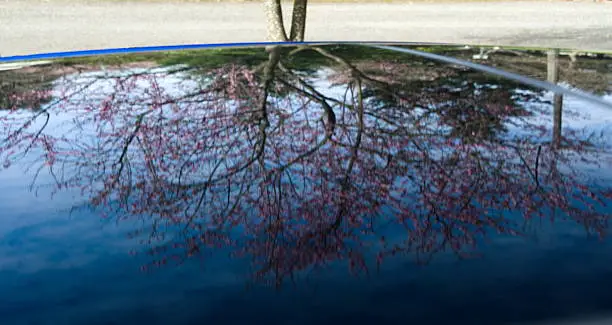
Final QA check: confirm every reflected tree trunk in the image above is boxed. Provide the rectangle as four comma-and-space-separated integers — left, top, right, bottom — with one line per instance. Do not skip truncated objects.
261, 0, 308, 130
547, 49, 563, 149
568, 51, 578, 70
552, 93, 563, 148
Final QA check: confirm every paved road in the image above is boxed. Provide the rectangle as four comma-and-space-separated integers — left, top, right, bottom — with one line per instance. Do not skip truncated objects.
1, 0, 612, 57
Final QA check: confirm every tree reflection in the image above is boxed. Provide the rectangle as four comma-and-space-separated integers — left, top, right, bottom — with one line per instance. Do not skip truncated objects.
1, 45, 611, 288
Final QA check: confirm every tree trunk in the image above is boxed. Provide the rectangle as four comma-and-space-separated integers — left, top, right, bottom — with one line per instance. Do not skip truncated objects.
264, 0, 288, 42
289, 0, 308, 41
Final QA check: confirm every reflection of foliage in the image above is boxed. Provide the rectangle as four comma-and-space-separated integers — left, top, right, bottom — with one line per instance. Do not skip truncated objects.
335, 61, 534, 143
456, 50, 612, 95
1, 45, 611, 288
0, 70, 53, 110
56, 45, 459, 73
435, 84, 530, 142
52, 45, 612, 95
57, 48, 270, 71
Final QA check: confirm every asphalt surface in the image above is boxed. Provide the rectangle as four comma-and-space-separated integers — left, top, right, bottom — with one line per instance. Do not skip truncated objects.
1, 0, 612, 57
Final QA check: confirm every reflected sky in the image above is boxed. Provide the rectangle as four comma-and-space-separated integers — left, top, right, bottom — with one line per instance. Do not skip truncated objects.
1, 44, 612, 325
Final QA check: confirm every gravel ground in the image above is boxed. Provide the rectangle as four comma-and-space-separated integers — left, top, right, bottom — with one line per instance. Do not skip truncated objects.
1, 1, 611, 57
